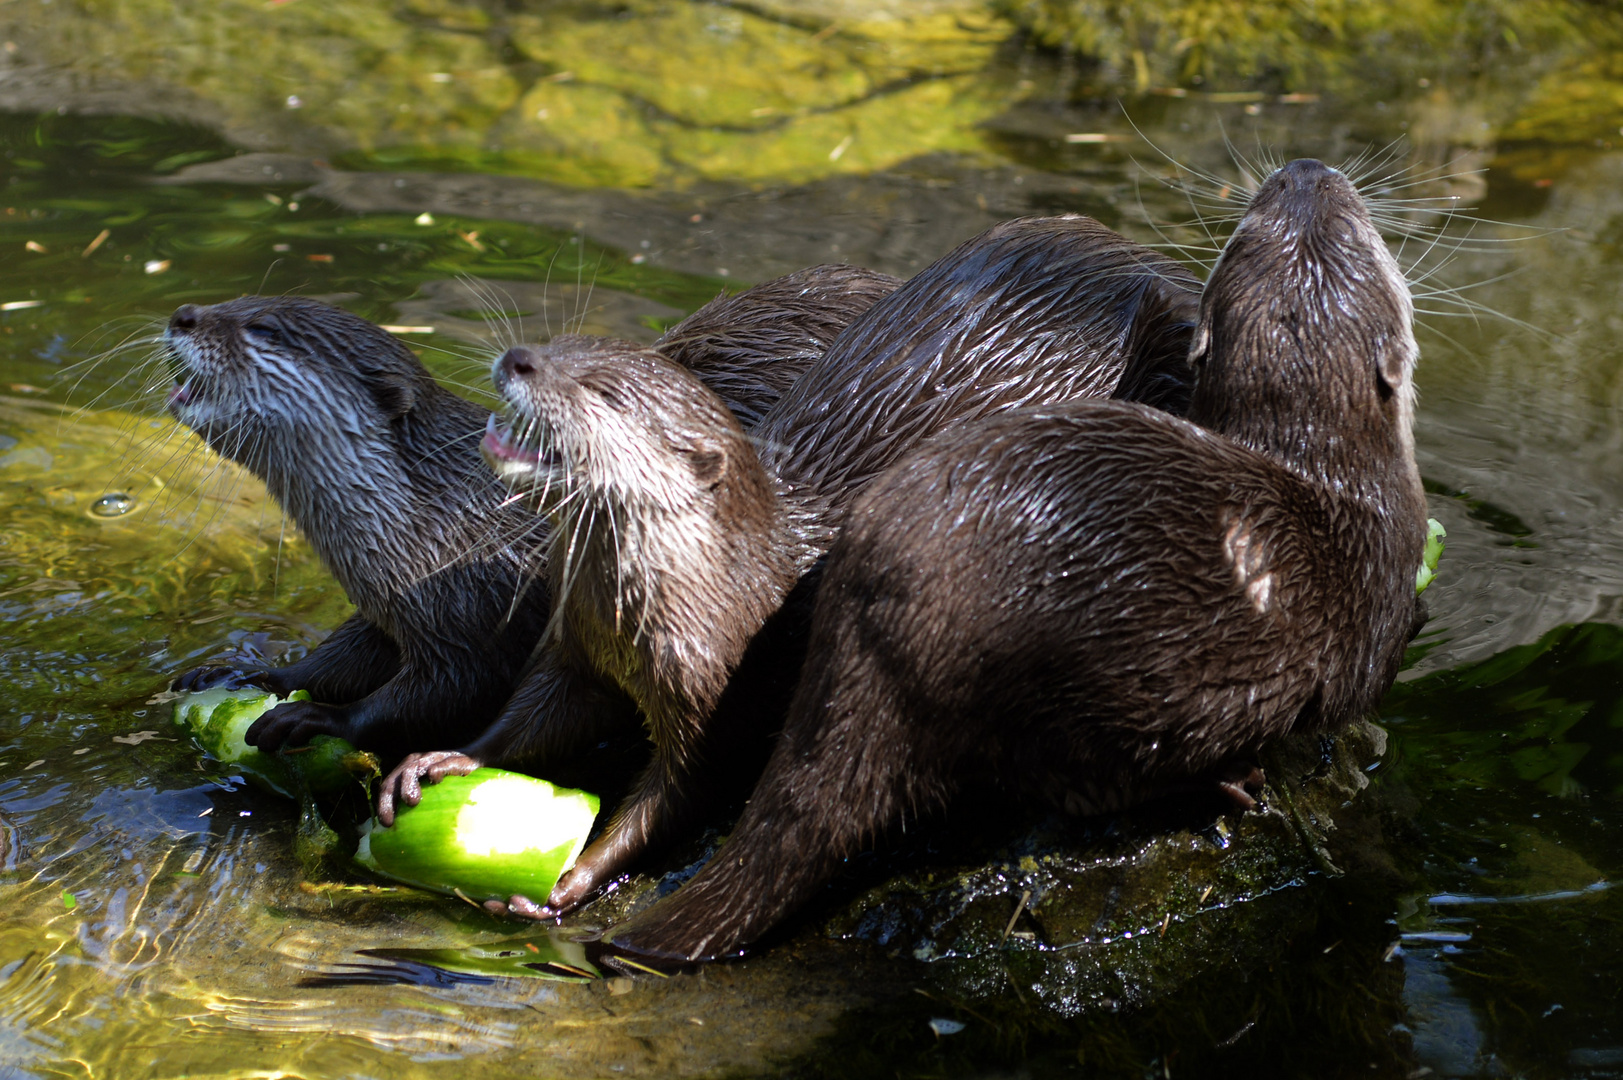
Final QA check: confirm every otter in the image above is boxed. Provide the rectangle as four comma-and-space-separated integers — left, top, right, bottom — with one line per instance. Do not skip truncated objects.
168, 267, 898, 754
600, 158, 1430, 964
166, 296, 554, 756
655, 264, 900, 429
376, 215, 1203, 916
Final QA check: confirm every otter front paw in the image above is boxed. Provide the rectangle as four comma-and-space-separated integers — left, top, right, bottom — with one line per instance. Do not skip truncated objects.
243, 698, 350, 754
538, 850, 615, 917
172, 665, 286, 694
376, 751, 483, 826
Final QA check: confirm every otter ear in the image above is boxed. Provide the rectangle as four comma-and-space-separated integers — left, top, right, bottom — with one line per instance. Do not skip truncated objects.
1188, 323, 1210, 368
1372, 331, 1413, 402
370, 371, 417, 419
664, 428, 727, 486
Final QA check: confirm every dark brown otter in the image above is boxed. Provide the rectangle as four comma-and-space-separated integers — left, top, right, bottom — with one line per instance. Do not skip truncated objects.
168, 268, 897, 755
601, 158, 1430, 964
165, 296, 554, 756
376, 216, 1202, 916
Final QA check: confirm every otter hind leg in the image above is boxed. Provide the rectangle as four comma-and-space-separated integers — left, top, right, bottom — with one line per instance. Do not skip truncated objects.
1214, 762, 1267, 811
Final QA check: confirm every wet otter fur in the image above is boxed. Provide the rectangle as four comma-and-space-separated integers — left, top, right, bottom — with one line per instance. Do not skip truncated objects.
601, 159, 1430, 964
166, 297, 553, 756
656, 264, 900, 429
169, 268, 896, 754
376, 215, 1202, 916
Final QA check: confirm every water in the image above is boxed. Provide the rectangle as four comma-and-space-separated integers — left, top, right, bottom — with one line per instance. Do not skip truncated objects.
2, 2, 1622, 1076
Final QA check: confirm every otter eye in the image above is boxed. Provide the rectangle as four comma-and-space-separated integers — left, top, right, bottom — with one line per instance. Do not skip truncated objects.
586, 381, 627, 412
244, 321, 283, 344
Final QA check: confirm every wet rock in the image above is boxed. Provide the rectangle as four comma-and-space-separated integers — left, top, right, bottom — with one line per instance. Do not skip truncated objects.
813, 720, 1392, 1013
568, 720, 1393, 1017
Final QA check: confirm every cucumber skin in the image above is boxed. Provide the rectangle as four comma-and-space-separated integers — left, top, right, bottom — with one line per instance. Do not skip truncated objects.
172, 689, 357, 799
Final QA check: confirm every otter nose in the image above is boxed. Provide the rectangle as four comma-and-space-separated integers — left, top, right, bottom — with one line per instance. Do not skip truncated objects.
1276, 158, 1335, 189
497, 346, 538, 380
169, 304, 201, 332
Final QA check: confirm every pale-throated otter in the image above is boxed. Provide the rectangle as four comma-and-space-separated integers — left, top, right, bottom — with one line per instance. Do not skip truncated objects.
376, 216, 1202, 917
602, 159, 1429, 964
168, 266, 898, 754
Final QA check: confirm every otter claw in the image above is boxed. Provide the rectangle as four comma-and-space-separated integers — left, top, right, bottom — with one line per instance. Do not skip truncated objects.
506, 894, 553, 921
376, 751, 482, 826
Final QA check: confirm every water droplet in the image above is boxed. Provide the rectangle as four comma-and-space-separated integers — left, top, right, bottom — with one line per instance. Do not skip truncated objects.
89, 492, 134, 517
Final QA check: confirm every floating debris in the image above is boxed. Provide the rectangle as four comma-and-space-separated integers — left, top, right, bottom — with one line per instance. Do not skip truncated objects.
1, 300, 43, 311
112, 730, 170, 745
414, 212, 435, 225
928, 1018, 965, 1037
24, 241, 45, 253
144, 260, 171, 274
81, 228, 110, 256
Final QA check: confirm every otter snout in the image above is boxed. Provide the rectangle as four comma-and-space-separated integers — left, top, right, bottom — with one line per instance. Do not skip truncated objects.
1273, 157, 1337, 189
169, 304, 202, 334
493, 345, 540, 392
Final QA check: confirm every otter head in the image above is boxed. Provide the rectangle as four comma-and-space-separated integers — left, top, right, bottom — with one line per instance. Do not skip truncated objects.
484, 334, 765, 515
485, 335, 783, 625
163, 296, 435, 486
1189, 158, 1418, 491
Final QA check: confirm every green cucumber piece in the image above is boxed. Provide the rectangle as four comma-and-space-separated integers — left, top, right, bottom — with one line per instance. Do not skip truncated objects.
172, 688, 366, 800
1415, 517, 1447, 595
355, 769, 600, 905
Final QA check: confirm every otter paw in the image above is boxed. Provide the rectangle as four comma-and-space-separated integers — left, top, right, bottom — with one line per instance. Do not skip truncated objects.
172, 665, 278, 694
376, 751, 482, 826
542, 860, 608, 917
243, 699, 348, 754
1215, 762, 1267, 811
505, 894, 553, 921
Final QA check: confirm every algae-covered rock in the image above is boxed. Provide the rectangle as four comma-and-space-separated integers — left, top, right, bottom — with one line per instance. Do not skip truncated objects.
2, 0, 520, 155
1504, 51, 1623, 145
501, 0, 1015, 186
816, 721, 1391, 1013
998, 0, 1609, 96
3, 0, 1017, 189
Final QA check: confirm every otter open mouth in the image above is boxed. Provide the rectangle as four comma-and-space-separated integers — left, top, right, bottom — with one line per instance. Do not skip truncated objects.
482, 413, 567, 489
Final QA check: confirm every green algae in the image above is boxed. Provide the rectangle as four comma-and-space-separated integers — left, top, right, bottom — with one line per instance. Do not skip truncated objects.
2, 0, 1018, 189
1000, 0, 1606, 93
